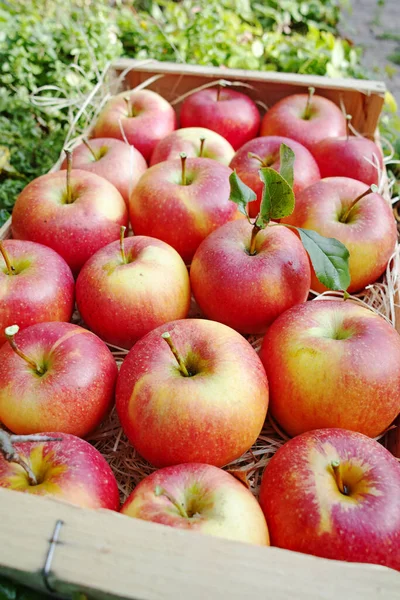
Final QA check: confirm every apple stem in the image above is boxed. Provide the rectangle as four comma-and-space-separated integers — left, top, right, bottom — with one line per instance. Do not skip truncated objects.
346, 114, 352, 142
0, 429, 37, 486
340, 185, 376, 223
216, 84, 222, 102
120, 226, 127, 264
0, 241, 15, 276
180, 152, 187, 186
0, 430, 62, 487
199, 137, 206, 158
249, 223, 261, 255
64, 149, 73, 204
154, 485, 190, 519
5, 325, 45, 376
124, 96, 132, 118
331, 460, 349, 496
304, 86, 315, 120
82, 138, 98, 161
161, 332, 190, 377
248, 152, 266, 166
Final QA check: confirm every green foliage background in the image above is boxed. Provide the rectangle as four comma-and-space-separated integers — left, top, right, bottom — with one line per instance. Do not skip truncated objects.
0, 0, 398, 227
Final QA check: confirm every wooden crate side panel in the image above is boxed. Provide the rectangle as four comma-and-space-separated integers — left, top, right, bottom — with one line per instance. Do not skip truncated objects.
115, 60, 385, 137
0, 488, 399, 600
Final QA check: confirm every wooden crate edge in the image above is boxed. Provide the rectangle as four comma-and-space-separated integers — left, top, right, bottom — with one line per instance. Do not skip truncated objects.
0, 488, 398, 600
112, 58, 387, 95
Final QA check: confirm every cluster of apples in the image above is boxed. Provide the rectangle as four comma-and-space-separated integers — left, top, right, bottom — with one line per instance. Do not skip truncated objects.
0, 83, 400, 571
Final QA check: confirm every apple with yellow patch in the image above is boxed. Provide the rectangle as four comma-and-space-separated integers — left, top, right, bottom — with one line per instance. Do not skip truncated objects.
260, 300, 400, 438
76, 231, 191, 349
12, 157, 128, 275
0, 239, 74, 346
60, 138, 147, 205
0, 432, 119, 510
281, 177, 397, 293
150, 127, 235, 166
0, 322, 118, 437
129, 156, 242, 263
92, 89, 176, 162
116, 318, 269, 467
121, 463, 269, 545
259, 428, 400, 570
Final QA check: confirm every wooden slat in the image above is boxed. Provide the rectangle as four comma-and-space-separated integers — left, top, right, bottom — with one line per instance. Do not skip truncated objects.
0, 488, 398, 600
0, 217, 12, 240
112, 59, 386, 137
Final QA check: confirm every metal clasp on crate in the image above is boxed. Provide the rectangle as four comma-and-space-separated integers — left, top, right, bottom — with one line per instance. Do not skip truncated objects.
42, 519, 64, 594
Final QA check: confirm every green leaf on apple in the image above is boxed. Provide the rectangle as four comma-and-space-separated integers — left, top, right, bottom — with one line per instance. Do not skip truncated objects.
278, 143, 295, 188
296, 228, 351, 291
258, 165, 295, 223
228, 171, 256, 217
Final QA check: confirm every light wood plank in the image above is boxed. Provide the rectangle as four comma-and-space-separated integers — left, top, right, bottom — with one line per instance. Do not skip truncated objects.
0, 488, 398, 600
0, 217, 12, 240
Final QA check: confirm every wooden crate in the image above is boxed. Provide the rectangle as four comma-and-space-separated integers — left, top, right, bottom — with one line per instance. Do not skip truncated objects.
0, 60, 399, 599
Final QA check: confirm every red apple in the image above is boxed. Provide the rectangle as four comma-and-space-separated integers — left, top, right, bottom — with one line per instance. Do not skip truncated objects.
0, 322, 118, 437
259, 428, 400, 571
150, 127, 235, 166
129, 157, 242, 264
260, 92, 346, 152
312, 135, 384, 186
60, 138, 147, 204
229, 136, 321, 217
11, 166, 128, 275
121, 463, 269, 545
116, 318, 269, 467
281, 177, 397, 293
0, 432, 119, 510
92, 89, 176, 162
0, 240, 74, 346
259, 300, 400, 438
190, 220, 311, 334
180, 87, 260, 150
76, 234, 191, 350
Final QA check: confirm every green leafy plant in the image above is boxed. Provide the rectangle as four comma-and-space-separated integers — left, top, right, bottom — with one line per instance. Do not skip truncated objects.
229, 144, 351, 291
0, 0, 123, 225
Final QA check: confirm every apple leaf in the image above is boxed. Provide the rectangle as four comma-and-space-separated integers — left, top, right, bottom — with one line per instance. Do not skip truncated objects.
229, 170, 256, 217
279, 143, 295, 188
297, 228, 351, 291
258, 166, 295, 223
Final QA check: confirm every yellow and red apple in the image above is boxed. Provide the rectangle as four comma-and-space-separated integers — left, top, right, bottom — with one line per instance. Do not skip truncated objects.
260, 300, 400, 438
0, 432, 119, 510
312, 135, 383, 186
76, 235, 191, 349
261, 92, 346, 151
61, 137, 147, 205
150, 127, 235, 166
229, 136, 320, 217
12, 168, 128, 275
190, 220, 311, 334
0, 240, 74, 346
116, 318, 269, 467
92, 89, 176, 162
129, 157, 242, 263
260, 428, 400, 571
0, 322, 118, 437
180, 87, 260, 150
281, 177, 397, 293
122, 463, 269, 545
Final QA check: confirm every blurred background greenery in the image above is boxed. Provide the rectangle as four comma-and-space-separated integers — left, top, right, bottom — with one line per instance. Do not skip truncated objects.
0, 0, 398, 227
